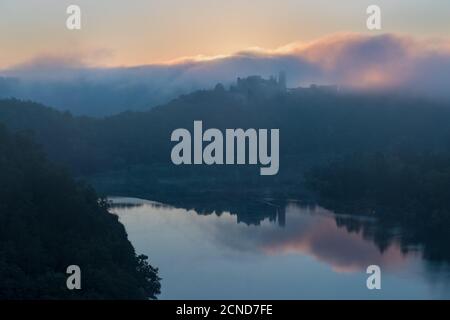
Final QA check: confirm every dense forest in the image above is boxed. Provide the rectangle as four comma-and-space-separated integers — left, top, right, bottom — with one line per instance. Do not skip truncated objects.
1, 79, 450, 237
0, 124, 160, 299
1, 86, 450, 193
306, 151, 450, 230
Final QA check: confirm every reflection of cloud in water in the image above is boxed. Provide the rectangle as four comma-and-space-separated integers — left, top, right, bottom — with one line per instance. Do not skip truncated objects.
108, 197, 450, 298
109, 197, 420, 273
207, 203, 418, 273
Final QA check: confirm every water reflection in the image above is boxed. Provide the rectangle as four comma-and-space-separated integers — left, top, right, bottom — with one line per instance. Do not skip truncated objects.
109, 197, 450, 299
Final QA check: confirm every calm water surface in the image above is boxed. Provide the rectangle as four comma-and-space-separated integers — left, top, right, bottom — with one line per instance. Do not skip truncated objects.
109, 197, 450, 299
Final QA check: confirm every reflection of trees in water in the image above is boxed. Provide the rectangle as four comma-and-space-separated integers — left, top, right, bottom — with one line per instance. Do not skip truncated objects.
156, 195, 450, 269
334, 214, 450, 266
109, 199, 170, 210
112, 193, 450, 279
109, 195, 288, 225
335, 214, 450, 290
161, 196, 289, 226
109, 202, 143, 209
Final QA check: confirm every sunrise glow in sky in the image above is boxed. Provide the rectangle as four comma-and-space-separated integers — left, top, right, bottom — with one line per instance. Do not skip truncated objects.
1, 0, 450, 68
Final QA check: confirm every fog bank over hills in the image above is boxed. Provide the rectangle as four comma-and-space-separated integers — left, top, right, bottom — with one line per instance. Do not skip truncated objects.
1, 33, 450, 116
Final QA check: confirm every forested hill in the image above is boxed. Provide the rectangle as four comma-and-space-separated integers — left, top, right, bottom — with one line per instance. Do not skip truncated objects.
0, 124, 161, 299
1, 87, 450, 178
2, 84, 450, 231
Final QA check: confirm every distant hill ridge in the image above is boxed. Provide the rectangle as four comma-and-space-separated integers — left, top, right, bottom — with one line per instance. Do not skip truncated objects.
0, 78, 449, 196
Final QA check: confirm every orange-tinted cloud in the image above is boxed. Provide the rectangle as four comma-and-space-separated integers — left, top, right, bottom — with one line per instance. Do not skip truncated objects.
2, 33, 450, 115
207, 204, 417, 274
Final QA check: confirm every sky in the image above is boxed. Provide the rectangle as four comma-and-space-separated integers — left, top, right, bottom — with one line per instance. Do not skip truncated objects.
1, 0, 450, 68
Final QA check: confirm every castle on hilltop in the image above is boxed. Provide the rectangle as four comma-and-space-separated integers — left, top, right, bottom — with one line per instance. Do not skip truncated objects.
227, 71, 338, 99
230, 71, 287, 98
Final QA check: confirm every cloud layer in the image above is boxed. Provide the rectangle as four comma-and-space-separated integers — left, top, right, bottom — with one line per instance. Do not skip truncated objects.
1, 33, 450, 116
